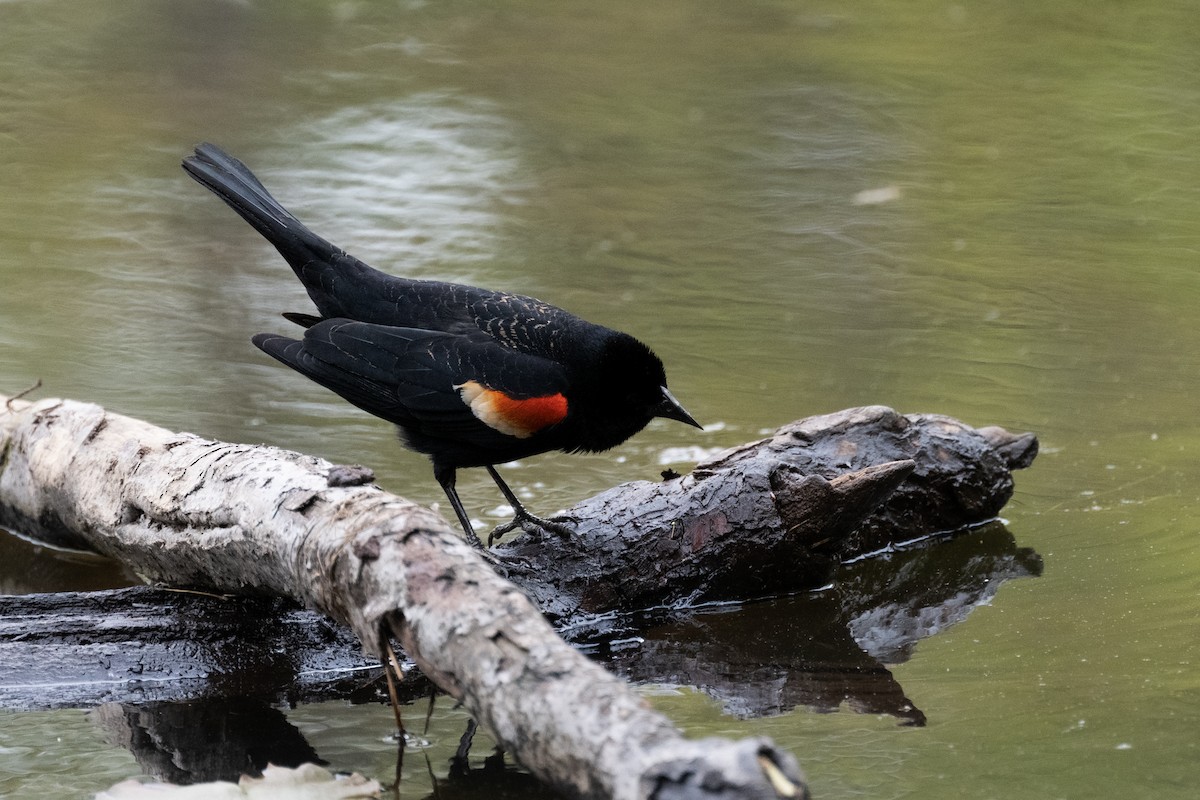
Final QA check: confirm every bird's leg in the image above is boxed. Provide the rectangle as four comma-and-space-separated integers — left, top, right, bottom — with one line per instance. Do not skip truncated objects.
434, 466, 485, 549
485, 465, 576, 545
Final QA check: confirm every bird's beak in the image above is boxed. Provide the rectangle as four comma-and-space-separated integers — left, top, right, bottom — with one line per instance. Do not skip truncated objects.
656, 386, 703, 430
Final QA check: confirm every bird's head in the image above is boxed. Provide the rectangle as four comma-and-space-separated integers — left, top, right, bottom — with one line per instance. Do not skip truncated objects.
568, 331, 701, 452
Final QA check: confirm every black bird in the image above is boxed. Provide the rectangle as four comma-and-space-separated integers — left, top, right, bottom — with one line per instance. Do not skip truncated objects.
182, 143, 701, 547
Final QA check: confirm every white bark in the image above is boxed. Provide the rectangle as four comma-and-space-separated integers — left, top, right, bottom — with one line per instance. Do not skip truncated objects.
0, 394, 806, 800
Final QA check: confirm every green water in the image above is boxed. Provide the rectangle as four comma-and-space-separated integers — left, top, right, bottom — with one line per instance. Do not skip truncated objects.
2, 0, 1198, 797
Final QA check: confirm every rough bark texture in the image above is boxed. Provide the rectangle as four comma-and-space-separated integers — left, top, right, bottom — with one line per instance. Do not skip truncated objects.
497, 406, 1036, 628
0, 394, 808, 800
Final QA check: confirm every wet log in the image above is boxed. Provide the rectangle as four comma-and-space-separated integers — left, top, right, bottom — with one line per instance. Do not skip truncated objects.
0, 520, 1043, 724
0, 393, 808, 800
497, 406, 1037, 628
0, 586, 389, 711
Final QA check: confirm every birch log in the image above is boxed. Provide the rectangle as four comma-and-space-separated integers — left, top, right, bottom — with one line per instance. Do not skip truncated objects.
0, 394, 807, 800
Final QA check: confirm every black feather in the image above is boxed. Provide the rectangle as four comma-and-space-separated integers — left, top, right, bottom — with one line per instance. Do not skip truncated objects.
184, 143, 699, 542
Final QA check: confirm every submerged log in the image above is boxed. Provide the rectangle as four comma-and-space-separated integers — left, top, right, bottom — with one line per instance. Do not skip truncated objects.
0, 393, 808, 800
0, 586, 389, 710
0, 519, 1043, 723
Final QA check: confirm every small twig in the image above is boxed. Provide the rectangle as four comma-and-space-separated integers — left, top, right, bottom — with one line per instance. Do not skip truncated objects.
4, 378, 42, 411
383, 639, 407, 738
423, 752, 442, 798
758, 753, 806, 799
161, 587, 234, 601
422, 685, 438, 735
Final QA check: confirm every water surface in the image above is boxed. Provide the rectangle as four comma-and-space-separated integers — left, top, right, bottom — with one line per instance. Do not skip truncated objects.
2, 1, 1198, 797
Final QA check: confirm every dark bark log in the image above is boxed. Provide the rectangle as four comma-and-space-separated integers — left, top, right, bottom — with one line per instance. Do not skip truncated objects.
496, 406, 1037, 628
0, 586, 391, 710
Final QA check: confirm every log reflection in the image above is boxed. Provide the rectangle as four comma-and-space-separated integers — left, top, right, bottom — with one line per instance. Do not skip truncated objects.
601, 522, 1042, 726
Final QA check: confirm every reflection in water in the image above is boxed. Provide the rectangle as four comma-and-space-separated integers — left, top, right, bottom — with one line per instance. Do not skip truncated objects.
840, 526, 1042, 665
5, 0, 1200, 796
89, 697, 557, 799
436, 749, 562, 800
0, 529, 137, 596
607, 523, 1042, 726
94, 700, 321, 784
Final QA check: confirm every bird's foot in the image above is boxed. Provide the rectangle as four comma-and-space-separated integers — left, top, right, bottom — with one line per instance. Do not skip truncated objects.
488, 511, 577, 546
462, 528, 485, 549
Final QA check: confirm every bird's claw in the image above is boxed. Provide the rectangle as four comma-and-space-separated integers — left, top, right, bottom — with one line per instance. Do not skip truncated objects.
488, 512, 577, 546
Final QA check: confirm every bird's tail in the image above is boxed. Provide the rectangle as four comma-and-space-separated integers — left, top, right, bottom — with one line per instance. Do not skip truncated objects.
182, 143, 344, 290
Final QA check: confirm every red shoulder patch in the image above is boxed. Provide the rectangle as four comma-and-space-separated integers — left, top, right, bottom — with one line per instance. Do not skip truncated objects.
456, 381, 568, 438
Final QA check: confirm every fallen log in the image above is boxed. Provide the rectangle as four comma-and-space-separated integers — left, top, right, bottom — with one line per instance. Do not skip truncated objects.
496, 406, 1036, 627
0, 392, 808, 800
0, 519, 1042, 721
0, 393, 1036, 798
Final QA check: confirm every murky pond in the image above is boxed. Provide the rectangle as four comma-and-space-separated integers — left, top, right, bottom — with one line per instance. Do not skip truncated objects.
2, 1, 1199, 797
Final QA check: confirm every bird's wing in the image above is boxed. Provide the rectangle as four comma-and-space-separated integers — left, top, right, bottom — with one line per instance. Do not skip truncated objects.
252, 320, 571, 446
184, 145, 582, 338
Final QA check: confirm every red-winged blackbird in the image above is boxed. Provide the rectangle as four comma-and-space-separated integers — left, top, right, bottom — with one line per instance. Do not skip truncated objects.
182, 143, 700, 547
